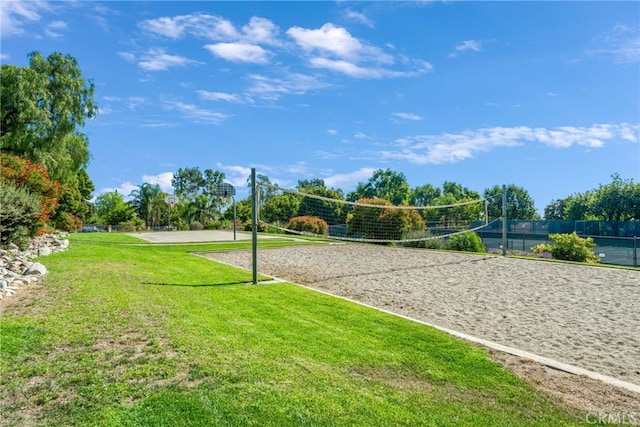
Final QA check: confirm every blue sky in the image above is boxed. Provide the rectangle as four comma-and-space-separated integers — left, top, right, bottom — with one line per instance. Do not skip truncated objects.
2, 1, 639, 215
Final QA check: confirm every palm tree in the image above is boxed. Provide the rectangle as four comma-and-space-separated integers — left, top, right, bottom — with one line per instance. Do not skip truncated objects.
129, 183, 167, 228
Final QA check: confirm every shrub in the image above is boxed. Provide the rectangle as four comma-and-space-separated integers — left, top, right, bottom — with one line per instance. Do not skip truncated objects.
0, 154, 62, 234
402, 230, 444, 249
0, 183, 43, 249
118, 221, 136, 232
446, 231, 485, 253
53, 212, 83, 232
243, 221, 268, 232
189, 221, 204, 230
530, 243, 553, 257
547, 232, 599, 263
286, 216, 329, 235
348, 198, 424, 241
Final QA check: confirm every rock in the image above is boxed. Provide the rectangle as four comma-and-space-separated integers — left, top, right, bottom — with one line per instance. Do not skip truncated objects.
56, 239, 70, 248
23, 262, 47, 276
38, 246, 52, 256
1, 232, 69, 298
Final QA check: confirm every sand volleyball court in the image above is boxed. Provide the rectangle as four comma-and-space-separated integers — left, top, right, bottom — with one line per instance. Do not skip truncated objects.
202, 244, 640, 402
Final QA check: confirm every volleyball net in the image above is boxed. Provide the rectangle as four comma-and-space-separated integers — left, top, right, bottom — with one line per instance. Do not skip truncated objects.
255, 182, 499, 245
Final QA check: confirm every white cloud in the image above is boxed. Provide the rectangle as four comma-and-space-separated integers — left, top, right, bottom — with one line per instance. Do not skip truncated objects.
381, 123, 639, 164
216, 163, 252, 188
138, 48, 201, 71
323, 167, 376, 189
0, 0, 49, 37
139, 13, 280, 47
118, 51, 136, 62
126, 97, 147, 110
309, 57, 430, 79
327, 129, 338, 135
97, 182, 139, 200
456, 40, 483, 52
241, 16, 280, 45
587, 24, 640, 64
546, 92, 559, 97
139, 13, 239, 40
142, 172, 175, 193
44, 20, 67, 38
354, 132, 372, 139
205, 42, 269, 63
343, 9, 375, 28
162, 100, 229, 125
246, 72, 331, 100
0, 53, 9, 61
287, 23, 392, 64
392, 112, 422, 121
197, 90, 244, 103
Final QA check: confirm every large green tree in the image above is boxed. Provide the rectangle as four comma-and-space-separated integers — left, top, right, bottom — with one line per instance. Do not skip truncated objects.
410, 184, 441, 206
543, 174, 639, 221
1, 52, 96, 187
347, 169, 411, 205
297, 179, 347, 225
129, 183, 168, 228
172, 167, 228, 226
94, 192, 136, 226
422, 182, 484, 226
1, 51, 97, 222
484, 184, 539, 220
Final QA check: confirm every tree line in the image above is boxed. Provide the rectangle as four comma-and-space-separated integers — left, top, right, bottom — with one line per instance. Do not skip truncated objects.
1, 52, 638, 247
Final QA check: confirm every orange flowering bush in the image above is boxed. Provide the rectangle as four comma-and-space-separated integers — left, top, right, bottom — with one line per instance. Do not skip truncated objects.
286, 215, 329, 235
0, 153, 62, 234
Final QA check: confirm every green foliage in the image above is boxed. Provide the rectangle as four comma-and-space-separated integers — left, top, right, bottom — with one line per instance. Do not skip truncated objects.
0, 154, 62, 233
297, 180, 347, 225
423, 182, 484, 226
446, 232, 485, 253
243, 221, 268, 232
402, 230, 444, 249
52, 212, 83, 232
172, 167, 228, 226
347, 169, 411, 205
94, 191, 136, 225
484, 184, 539, 220
348, 198, 425, 241
548, 232, 599, 263
543, 198, 568, 220
117, 221, 137, 233
410, 184, 441, 206
0, 183, 42, 249
129, 183, 168, 228
544, 174, 640, 221
286, 216, 329, 235
189, 221, 204, 230
262, 193, 301, 224
530, 243, 552, 255
1, 52, 96, 200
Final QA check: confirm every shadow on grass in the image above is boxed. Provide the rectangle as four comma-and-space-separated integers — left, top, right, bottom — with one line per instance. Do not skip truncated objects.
143, 281, 255, 287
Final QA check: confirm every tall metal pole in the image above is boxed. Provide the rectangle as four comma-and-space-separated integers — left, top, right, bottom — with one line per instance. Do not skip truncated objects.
502, 184, 507, 256
251, 168, 258, 284
232, 196, 237, 241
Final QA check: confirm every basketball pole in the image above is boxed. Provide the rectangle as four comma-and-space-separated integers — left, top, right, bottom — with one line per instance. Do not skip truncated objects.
251, 168, 258, 284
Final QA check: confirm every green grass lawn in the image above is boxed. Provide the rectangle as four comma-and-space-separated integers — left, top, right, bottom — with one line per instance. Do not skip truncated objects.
1, 233, 588, 426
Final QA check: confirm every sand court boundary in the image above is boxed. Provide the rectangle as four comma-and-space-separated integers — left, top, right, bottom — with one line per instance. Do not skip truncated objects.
200, 243, 640, 414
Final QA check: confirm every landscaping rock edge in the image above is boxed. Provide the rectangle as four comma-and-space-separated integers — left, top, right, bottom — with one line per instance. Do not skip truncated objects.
0, 232, 69, 300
